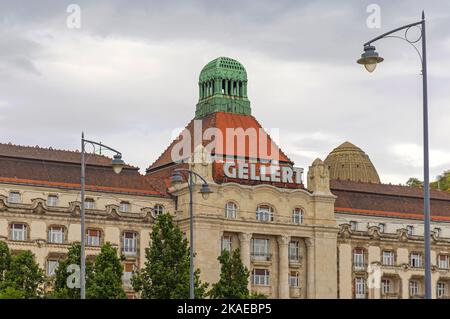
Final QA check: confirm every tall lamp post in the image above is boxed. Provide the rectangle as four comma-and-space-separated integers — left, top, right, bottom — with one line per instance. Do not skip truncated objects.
171, 168, 213, 299
80, 132, 125, 299
357, 11, 431, 299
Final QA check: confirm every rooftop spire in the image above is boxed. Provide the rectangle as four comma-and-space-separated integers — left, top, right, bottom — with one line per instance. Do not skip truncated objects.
195, 57, 251, 118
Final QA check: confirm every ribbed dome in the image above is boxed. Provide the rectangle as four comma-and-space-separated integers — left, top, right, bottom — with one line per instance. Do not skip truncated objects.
324, 141, 380, 183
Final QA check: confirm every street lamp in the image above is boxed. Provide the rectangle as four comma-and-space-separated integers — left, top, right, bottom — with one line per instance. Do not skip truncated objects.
80, 132, 124, 299
357, 11, 432, 299
170, 168, 213, 299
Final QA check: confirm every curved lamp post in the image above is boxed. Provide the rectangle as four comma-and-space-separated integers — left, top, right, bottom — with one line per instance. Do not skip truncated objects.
80, 132, 124, 299
171, 168, 213, 299
357, 11, 431, 299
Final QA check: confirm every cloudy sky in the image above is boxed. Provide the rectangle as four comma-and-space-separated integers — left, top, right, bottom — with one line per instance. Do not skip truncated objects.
0, 0, 449, 184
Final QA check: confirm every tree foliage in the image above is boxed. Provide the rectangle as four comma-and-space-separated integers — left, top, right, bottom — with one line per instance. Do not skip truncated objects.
87, 242, 126, 299
209, 249, 250, 298
0, 241, 11, 282
132, 213, 208, 298
406, 177, 423, 188
0, 249, 45, 298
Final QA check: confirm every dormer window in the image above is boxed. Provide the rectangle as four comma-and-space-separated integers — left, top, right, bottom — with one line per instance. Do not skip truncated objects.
84, 198, 95, 210
120, 201, 130, 213
8, 191, 21, 204
406, 225, 414, 236
47, 195, 58, 207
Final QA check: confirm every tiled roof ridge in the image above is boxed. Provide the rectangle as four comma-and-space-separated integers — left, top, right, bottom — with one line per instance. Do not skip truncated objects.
331, 179, 450, 201
0, 141, 139, 170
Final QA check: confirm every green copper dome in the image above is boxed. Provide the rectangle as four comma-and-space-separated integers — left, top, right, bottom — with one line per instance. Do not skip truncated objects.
195, 57, 251, 118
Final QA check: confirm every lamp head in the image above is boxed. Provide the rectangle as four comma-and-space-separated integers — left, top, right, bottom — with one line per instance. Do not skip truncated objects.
199, 183, 213, 200
111, 154, 125, 174
171, 172, 184, 184
357, 45, 384, 72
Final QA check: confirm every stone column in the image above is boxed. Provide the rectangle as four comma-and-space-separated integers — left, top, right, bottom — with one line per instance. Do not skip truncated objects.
239, 232, 252, 290
277, 235, 290, 299
305, 238, 316, 299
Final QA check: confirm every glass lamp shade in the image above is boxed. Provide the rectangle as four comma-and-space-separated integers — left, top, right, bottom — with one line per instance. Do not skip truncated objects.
364, 62, 377, 73
111, 154, 125, 174
199, 183, 213, 200
357, 45, 384, 73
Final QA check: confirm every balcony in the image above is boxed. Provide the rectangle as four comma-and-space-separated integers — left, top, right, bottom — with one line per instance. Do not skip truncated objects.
353, 263, 367, 272
289, 256, 302, 268
381, 292, 400, 299
251, 253, 272, 265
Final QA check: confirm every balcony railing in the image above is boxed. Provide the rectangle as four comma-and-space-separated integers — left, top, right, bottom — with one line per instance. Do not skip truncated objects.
353, 263, 367, 271
251, 253, 271, 262
122, 272, 133, 287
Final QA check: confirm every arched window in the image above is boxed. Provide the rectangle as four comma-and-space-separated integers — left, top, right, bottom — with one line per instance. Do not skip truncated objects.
225, 202, 237, 219
48, 225, 66, 244
256, 205, 274, 222
292, 208, 304, 224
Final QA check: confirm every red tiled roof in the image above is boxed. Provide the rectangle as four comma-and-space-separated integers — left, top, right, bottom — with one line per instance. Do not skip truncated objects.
0, 144, 168, 197
331, 180, 450, 220
147, 112, 292, 172
0, 142, 138, 169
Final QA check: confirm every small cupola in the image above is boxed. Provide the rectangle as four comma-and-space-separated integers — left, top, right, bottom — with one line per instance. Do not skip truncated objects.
195, 57, 251, 118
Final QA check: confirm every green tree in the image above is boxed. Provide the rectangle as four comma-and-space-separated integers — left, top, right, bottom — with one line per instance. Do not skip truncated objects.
209, 249, 250, 299
87, 242, 126, 299
51, 243, 93, 299
1, 250, 45, 298
0, 241, 11, 282
132, 213, 208, 298
431, 171, 449, 191
406, 177, 423, 188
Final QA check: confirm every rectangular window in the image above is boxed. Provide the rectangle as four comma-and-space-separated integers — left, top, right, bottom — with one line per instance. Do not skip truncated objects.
289, 271, 299, 287
8, 192, 21, 204
119, 201, 130, 213
292, 209, 303, 224
438, 255, 449, 269
84, 199, 95, 209
47, 260, 59, 276
409, 280, 419, 296
382, 250, 395, 266
221, 235, 232, 252
251, 239, 269, 261
123, 232, 137, 254
252, 269, 269, 286
378, 223, 385, 233
437, 282, 446, 298
350, 221, 357, 231
289, 241, 300, 262
86, 229, 101, 246
355, 277, 366, 299
410, 253, 422, 268
225, 202, 237, 219
381, 279, 392, 294
353, 248, 365, 269
122, 263, 134, 286
10, 223, 27, 241
48, 226, 65, 244
47, 195, 58, 207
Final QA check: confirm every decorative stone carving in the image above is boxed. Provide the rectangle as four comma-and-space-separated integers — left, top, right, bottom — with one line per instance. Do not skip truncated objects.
68, 201, 81, 217
0, 195, 7, 212
34, 238, 47, 248
305, 237, 315, 248
238, 232, 252, 243
397, 228, 409, 242
141, 207, 155, 222
338, 224, 352, 240
106, 204, 120, 220
307, 158, 331, 195
367, 225, 381, 240
277, 235, 290, 246
31, 198, 47, 215
189, 145, 213, 183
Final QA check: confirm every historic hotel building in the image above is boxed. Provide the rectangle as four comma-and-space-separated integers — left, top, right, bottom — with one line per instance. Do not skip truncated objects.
1, 57, 449, 299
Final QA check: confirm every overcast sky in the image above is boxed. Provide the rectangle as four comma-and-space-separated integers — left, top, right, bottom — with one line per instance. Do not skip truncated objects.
0, 0, 449, 184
